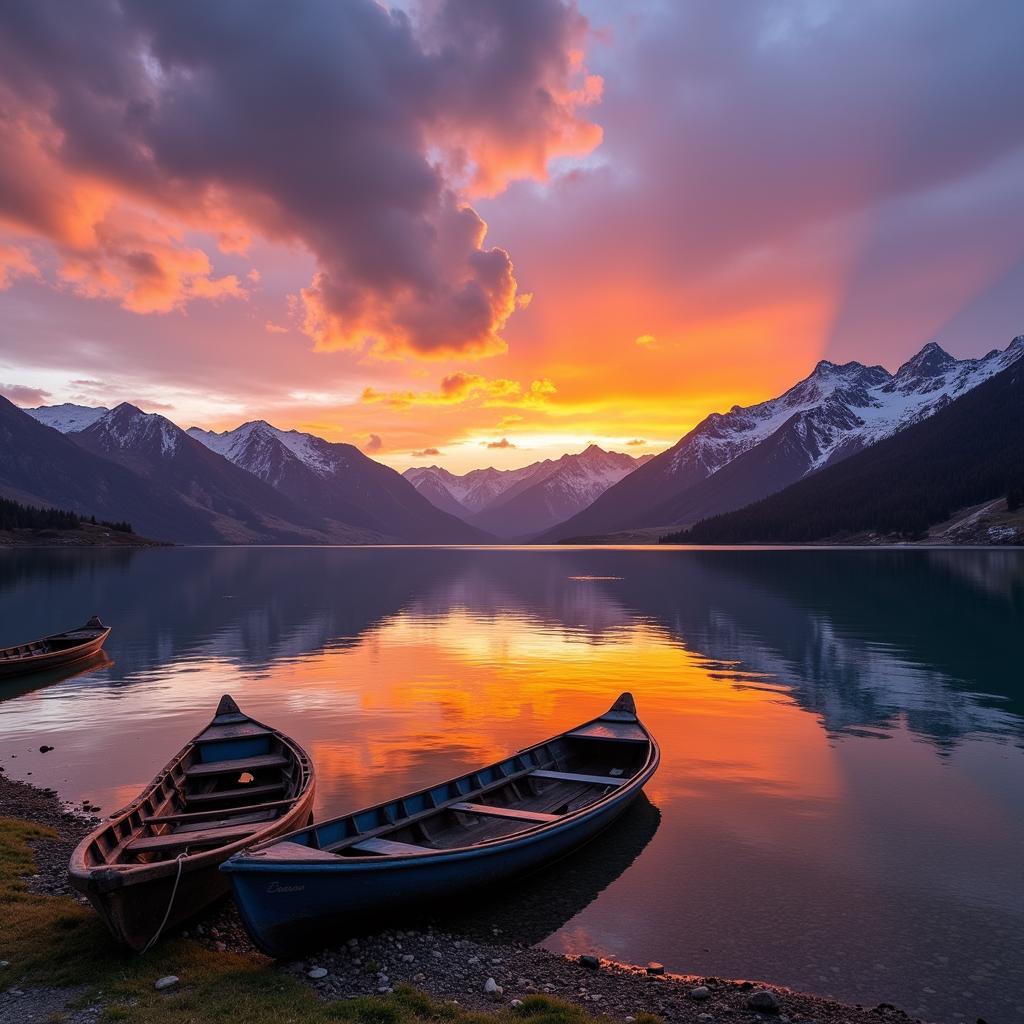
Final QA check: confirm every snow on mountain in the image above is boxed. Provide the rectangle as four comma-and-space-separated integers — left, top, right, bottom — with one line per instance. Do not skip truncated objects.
188, 421, 346, 479
188, 420, 484, 543
544, 335, 1024, 540
26, 403, 109, 433
406, 445, 652, 537
404, 462, 550, 515
82, 403, 184, 458
471, 445, 653, 538
670, 339, 1024, 481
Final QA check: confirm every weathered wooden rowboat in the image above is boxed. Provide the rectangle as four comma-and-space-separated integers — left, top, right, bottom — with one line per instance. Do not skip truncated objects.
0, 616, 111, 678
222, 692, 658, 956
69, 694, 315, 952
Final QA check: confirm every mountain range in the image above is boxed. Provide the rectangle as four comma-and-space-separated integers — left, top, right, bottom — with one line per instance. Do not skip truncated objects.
668, 356, 1024, 544
404, 445, 652, 539
541, 336, 1024, 541
6, 402, 479, 543
3, 334, 1021, 546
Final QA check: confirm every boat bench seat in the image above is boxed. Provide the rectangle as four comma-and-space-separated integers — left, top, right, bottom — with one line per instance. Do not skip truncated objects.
198, 722, 274, 743
186, 782, 285, 805
352, 837, 434, 857
531, 769, 626, 787
449, 801, 560, 824
185, 753, 288, 778
127, 822, 264, 855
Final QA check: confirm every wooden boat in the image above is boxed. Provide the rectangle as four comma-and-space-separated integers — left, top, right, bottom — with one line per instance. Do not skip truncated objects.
0, 616, 111, 678
222, 692, 659, 957
69, 694, 315, 952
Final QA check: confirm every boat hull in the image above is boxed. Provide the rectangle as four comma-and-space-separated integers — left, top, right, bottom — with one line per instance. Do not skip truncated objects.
72, 799, 316, 952
79, 858, 233, 951
0, 630, 110, 678
225, 772, 649, 958
68, 694, 316, 952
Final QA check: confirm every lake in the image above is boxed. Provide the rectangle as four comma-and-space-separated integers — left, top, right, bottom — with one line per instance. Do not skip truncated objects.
1, 546, 1022, 1023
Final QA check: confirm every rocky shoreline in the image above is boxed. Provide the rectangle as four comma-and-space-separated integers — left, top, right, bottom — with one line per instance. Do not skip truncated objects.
0, 772, 923, 1024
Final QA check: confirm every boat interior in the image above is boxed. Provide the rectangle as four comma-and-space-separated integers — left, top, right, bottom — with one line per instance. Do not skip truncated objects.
269, 709, 652, 860
81, 700, 309, 867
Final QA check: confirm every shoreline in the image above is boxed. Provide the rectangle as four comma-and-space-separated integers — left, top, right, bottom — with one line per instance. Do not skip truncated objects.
0, 772, 923, 1024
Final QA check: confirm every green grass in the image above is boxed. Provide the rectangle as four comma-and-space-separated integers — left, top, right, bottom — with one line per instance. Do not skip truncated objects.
0, 817, 654, 1024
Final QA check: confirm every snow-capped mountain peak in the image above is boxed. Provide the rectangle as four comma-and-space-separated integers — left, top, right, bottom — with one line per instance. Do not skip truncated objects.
89, 403, 183, 457
188, 420, 349, 480
405, 444, 652, 537
25, 403, 109, 433
544, 334, 1024, 540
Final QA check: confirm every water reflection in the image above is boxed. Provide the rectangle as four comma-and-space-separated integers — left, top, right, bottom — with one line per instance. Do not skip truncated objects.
1, 547, 1022, 1023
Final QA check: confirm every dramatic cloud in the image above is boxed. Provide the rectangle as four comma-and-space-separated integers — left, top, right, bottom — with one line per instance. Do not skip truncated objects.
0, 382, 50, 406
0, 0, 600, 357
1, 1, 1022, 476
484, 438, 515, 449
626, 438, 646, 446
364, 433, 383, 453
411, 447, 442, 457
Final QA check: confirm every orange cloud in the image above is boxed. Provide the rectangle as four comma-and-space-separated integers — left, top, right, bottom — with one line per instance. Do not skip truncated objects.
56, 207, 244, 314
0, 1, 602, 360
361, 373, 557, 409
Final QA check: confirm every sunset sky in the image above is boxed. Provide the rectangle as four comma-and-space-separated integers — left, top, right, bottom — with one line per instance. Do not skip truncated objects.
1, 0, 1022, 473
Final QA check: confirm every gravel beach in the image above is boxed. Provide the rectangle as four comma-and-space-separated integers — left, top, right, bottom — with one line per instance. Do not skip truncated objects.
0, 772, 925, 1024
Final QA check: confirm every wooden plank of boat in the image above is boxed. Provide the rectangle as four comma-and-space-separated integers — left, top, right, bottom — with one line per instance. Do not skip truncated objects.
0, 616, 111, 679
126, 822, 266, 855
185, 753, 290, 778
185, 782, 285, 806
68, 694, 315, 953
531, 769, 626, 787
449, 802, 560, 824
222, 691, 660, 957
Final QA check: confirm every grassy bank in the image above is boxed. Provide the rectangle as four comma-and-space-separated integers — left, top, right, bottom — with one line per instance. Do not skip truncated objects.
0, 817, 643, 1024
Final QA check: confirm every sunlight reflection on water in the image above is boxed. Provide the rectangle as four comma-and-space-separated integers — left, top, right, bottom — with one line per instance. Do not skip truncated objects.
1, 546, 1022, 1022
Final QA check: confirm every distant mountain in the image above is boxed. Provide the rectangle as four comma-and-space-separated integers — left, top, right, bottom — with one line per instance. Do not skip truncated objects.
405, 445, 651, 538
0, 396, 244, 542
188, 420, 484, 543
667, 358, 1024, 544
542, 337, 1024, 541
471, 445, 652, 538
26, 402, 110, 433
72, 404, 346, 543
404, 462, 548, 516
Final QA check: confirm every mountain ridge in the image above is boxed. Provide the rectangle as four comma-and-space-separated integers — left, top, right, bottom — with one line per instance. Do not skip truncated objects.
541, 336, 1024, 541
405, 444, 652, 538
666, 358, 1024, 544
188, 420, 486, 543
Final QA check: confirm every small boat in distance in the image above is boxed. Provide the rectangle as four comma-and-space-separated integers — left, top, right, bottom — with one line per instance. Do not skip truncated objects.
0, 616, 111, 678
223, 692, 659, 957
69, 694, 315, 952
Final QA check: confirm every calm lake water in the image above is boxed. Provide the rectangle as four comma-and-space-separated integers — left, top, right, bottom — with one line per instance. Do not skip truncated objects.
1, 546, 1022, 1022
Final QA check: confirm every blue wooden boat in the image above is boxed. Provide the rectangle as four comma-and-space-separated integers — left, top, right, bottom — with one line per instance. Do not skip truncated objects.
222, 692, 659, 956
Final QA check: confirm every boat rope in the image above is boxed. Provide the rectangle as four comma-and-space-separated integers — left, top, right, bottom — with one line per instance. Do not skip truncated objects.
141, 852, 187, 955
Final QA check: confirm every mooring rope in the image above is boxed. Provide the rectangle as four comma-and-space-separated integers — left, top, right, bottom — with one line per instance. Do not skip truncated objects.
141, 851, 187, 955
